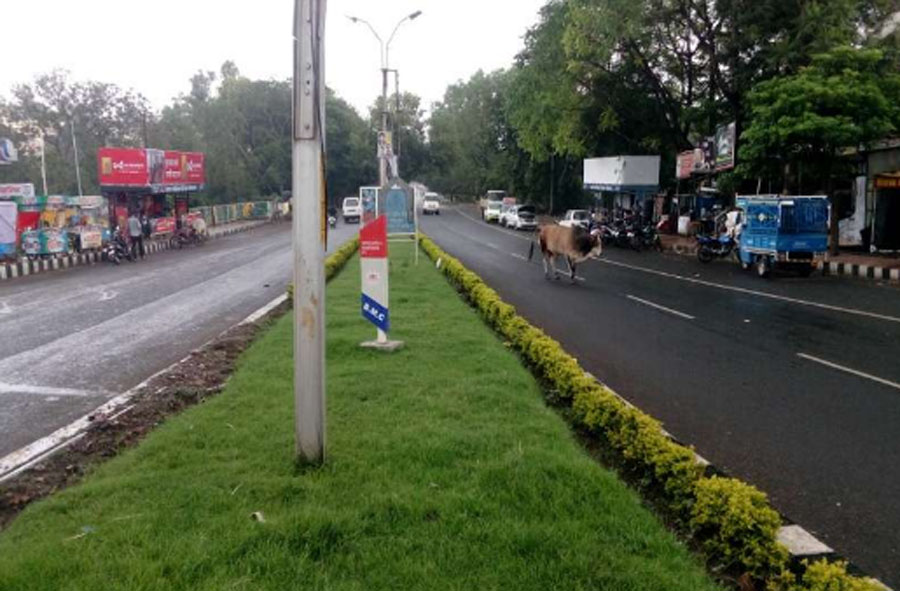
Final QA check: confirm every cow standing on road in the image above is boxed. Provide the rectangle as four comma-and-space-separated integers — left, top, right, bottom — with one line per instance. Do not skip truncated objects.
528, 225, 603, 283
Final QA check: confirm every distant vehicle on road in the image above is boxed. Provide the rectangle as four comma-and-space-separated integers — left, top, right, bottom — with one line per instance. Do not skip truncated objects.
499, 203, 516, 226
342, 197, 361, 224
736, 195, 829, 277
423, 193, 441, 215
506, 205, 538, 231
482, 200, 502, 223
559, 209, 591, 230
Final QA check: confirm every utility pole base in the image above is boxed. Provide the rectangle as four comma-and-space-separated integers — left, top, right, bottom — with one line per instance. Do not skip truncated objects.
360, 339, 405, 352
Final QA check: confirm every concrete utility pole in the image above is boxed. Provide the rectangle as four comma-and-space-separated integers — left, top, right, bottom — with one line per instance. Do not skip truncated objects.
292, 0, 327, 464
348, 11, 422, 186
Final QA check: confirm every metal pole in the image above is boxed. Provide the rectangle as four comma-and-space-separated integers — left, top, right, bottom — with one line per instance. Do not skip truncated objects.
70, 120, 83, 197
293, 0, 327, 464
40, 135, 48, 195
381, 67, 389, 185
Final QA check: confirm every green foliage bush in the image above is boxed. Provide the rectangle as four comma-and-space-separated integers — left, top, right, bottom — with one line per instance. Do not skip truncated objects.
691, 476, 787, 579
768, 560, 887, 591
419, 234, 879, 590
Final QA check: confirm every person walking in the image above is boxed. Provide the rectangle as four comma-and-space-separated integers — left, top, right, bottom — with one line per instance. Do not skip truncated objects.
128, 210, 144, 260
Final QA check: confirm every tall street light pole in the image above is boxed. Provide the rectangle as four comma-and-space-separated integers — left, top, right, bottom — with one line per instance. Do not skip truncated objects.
293, 0, 328, 465
348, 11, 421, 187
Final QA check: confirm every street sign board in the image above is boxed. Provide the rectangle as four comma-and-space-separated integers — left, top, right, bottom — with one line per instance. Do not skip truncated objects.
383, 182, 414, 234
360, 215, 390, 333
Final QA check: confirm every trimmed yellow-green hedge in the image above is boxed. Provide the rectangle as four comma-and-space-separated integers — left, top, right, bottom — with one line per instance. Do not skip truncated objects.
419, 235, 875, 590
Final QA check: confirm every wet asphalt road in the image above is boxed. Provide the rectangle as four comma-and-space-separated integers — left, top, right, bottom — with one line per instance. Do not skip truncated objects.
421, 206, 900, 586
0, 221, 357, 461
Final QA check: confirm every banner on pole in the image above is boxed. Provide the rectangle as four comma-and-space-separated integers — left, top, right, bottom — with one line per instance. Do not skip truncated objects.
360, 215, 389, 332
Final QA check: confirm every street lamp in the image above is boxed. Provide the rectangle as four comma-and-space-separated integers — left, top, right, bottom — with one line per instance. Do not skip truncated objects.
348, 11, 422, 186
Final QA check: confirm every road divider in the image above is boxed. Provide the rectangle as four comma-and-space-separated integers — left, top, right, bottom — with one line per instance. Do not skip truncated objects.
419, 233, 889, 591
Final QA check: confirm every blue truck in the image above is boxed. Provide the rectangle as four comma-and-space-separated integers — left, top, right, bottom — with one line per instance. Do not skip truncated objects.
735, 195, 830, 278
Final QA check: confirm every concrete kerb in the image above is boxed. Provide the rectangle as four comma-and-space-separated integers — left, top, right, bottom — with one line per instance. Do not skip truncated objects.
0, 220, 270, 283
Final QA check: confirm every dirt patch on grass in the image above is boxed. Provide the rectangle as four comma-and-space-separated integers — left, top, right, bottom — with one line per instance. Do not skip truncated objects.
0, 301, 290, 531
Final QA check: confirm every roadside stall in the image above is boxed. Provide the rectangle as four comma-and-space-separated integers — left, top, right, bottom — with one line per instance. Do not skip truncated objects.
0, 183, 34, 259
66, 195, 108, 252
98, 147, 206, 240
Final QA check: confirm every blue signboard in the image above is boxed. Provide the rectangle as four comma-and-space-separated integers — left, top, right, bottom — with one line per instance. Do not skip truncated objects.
384, 185, 414, 234
361, 293, 390, 332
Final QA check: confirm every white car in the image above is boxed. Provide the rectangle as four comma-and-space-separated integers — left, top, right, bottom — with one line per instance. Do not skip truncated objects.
559, 209, 591, 230
482, 201, 502, 223
342, 197, 361, 223
423, 194, 441, 215
507, 205, 538, 231
498, 203, 516, 226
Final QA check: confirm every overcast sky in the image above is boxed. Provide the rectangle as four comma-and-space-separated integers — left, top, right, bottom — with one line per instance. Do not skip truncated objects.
1, 0, 546, 116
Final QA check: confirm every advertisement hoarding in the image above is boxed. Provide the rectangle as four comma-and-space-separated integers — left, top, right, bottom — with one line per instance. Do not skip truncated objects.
99, 148, 206, 190
0, 183, 35, 200
99, 148, 150, 186
715, 122, 736, 171
0, 138, 17, 165
676, 151, 694, 179
383, 182, 415, 234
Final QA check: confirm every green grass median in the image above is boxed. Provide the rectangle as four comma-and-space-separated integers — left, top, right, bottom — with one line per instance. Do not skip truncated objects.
0, 242, 719, 590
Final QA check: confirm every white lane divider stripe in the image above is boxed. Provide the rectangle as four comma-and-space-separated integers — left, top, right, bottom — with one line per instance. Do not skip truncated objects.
797, 353, 900, 392
601, 259, 900, 325
626, 295, 695, 320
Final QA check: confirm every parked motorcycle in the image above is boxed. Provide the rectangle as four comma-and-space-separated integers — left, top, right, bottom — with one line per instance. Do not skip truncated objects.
696, 234, 737, 263
106, 229, 132, 265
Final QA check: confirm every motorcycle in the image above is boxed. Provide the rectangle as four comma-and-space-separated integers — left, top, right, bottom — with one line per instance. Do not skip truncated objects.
328, 215, 337, 229
105, 229, 132, 265
696, 233, 737, 263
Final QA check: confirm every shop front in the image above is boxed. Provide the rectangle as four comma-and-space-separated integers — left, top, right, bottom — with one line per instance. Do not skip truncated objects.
98, 147, 206, 238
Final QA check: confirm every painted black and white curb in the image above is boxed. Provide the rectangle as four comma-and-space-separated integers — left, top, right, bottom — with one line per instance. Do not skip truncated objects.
664, 242, 899, 284
0, 221, 268, 283
820, 260, 900, 282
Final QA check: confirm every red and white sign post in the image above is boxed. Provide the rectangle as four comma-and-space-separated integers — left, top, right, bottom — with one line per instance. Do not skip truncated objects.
359, 215, 403, 351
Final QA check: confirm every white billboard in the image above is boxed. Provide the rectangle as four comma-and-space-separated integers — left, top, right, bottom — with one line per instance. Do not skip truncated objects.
583, 156, 660, 190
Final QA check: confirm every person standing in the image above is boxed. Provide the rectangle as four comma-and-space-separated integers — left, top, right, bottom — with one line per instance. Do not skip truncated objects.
128, 210, 144, 260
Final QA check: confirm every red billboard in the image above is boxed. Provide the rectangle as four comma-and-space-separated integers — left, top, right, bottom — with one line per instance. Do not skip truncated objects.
99, 148, 149, 186
185, 152, 205, 185
164, 150, 185, 184
99, 147, 205, 190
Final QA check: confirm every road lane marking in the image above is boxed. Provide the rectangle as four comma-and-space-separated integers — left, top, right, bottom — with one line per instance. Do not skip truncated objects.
626, 295, 695, 320
99, 290, 118, 301
599, 259, 900, 324
797, 353, 900, 391
511, 253, 528, 261
0, 383, 105, 397
446, 207, 900, 324
0, 301, 10, 314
